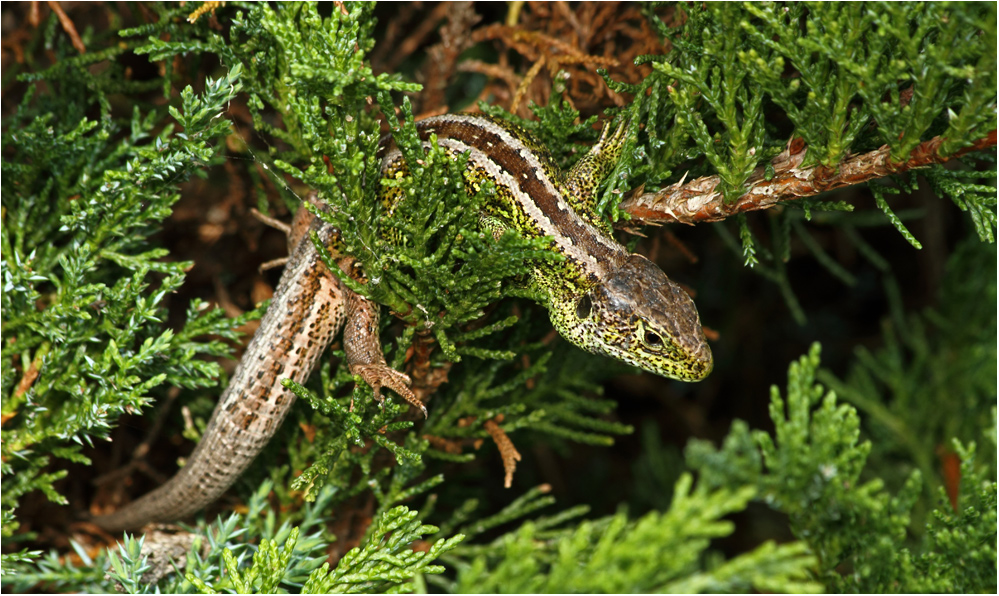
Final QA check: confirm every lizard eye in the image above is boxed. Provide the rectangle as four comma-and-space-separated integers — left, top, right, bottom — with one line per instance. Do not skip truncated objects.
576, 294, 592, 319
643, 330, 663, 348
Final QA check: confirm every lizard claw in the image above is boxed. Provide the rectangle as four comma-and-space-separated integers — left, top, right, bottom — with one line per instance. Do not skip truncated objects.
350, 364, 426, 418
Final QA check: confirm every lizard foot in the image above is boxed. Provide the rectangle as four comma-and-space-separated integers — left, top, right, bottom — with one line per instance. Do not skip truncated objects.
351, 364, 426, 418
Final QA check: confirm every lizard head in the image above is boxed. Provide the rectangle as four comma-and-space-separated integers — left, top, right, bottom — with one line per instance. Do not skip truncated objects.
554, 254, 713, 381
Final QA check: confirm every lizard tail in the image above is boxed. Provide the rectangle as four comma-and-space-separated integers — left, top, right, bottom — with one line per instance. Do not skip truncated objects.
93, 225, 344, 531
91, 413, 259, 531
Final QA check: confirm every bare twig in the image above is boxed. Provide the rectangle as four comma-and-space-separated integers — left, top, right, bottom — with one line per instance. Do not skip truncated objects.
620, 131, 997, 226
458, 59, 521, 95
379, 2, 450, 74
92, 388, 181, 489
47, 1, 85, 54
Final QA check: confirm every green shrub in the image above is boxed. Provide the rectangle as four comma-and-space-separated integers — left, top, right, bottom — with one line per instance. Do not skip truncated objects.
2, 2, 994, 592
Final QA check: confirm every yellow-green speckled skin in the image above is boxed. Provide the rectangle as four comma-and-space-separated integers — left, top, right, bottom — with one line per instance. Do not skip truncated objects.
380, 115, 713, 381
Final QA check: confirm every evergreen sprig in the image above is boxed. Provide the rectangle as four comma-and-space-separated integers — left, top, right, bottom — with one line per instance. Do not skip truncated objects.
439, 474, 818, 594
2, 3, 995, 593
634, 2, 996, 192
302, 507, 463, 594
686, 342, 997, 593
1, 63, 247, 549
924, 159, 998, 243
618, 2, 997, 315
817, 237, 997, 501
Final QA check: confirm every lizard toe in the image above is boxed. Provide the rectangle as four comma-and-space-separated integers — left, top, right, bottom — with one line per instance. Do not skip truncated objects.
351, 364, 425, 417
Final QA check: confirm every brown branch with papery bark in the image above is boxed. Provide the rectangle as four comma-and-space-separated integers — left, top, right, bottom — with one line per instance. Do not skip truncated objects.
619, 130, 997, 226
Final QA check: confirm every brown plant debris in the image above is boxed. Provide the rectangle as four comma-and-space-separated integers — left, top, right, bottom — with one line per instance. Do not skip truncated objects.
484, 417, 522, 489
370, 2, 666, 118
12, 345, 46, 400
187, 1, 225, 24
418, 1, 482, 112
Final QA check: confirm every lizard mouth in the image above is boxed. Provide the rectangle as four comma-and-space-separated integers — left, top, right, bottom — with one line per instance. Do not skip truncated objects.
686, 342, 714, 380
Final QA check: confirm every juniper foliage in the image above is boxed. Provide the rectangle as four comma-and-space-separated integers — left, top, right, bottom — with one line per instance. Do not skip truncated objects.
618, 1, 996, 291
2, 57, 249, 539
1, 2, 995, 593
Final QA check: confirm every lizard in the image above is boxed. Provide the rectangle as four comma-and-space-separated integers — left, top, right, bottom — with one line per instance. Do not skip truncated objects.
93, 114, 712, 531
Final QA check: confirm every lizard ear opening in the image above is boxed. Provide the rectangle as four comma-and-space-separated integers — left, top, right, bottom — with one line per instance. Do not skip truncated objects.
576, 294, 592, 319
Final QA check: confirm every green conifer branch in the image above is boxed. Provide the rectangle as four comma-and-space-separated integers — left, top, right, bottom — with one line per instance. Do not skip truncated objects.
618, 1, 996, 257
2, 3, 995, 592
2, 62, 247, 530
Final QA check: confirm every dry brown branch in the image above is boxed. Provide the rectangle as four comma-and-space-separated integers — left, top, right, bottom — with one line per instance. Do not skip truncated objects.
422, 434, 466, 455
1, 28, 31, 64
408, 333, 453, 407
13, 351, 43, 400
458, 59, 521, 96
368, 3, 419, 68
620, 131, 998, 226
484, 418, 522, 488
377, 2, 450, 74
420, 2, 481, 112
29, 1, 42, 26
467, 3, 661, 116
511, 55, 546, 114
47, 1, 85, 54
91, 388, 181, 493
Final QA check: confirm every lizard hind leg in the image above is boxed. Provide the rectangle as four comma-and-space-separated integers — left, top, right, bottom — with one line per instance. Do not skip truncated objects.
342, 291, 425, 417
278, 193, 422, 416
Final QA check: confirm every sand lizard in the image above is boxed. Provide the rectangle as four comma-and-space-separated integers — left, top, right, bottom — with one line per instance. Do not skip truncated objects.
94, 115, 712, 530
